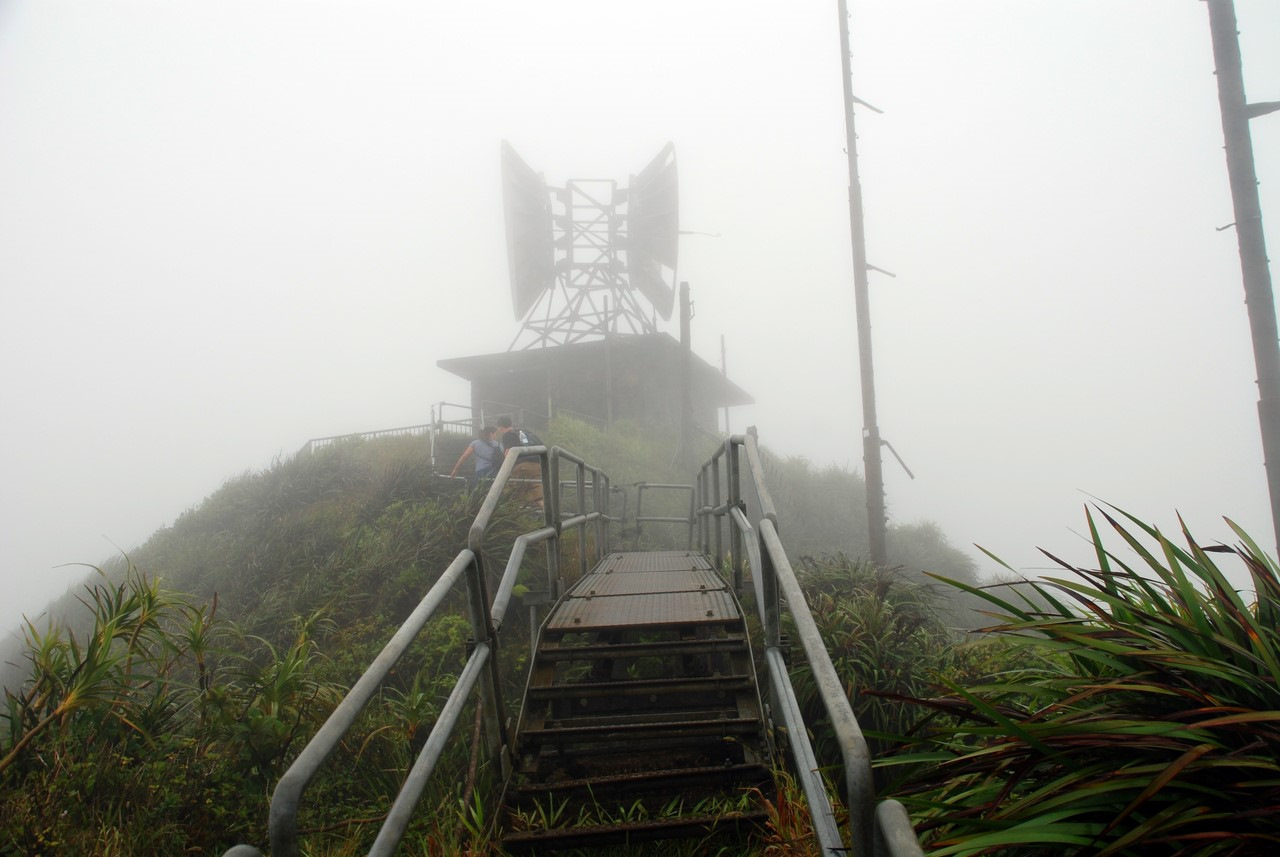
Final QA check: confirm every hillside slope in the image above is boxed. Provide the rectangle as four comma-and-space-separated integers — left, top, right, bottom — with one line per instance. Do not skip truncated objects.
1, 420, 979, 854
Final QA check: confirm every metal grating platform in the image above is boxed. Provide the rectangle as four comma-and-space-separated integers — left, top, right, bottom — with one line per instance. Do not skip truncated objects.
591, 551, 715, 575
548, 552, 736, 631
574, 569, 725, 597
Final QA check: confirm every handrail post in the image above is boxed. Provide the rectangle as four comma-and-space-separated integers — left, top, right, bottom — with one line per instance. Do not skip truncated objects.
576, 461, 588, 580
544, 448, 561, 598
695, 468, 706, 553
686, 484, 695, 550
712, 457, 724, 577
759, 529, 781, 650
634, 482, 645, 550
462, 550, 508, 776
595, 472, 608, 556
727, 438, 743, 593
604, 474, 613, 553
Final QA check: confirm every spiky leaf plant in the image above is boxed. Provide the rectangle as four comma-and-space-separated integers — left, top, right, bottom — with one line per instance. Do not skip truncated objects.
884, 508, 1280, 856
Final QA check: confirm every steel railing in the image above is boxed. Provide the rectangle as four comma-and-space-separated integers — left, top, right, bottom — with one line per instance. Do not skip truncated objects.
696, 431, 924, 857
633, 481, 696, 550
299, 422, 435, 456
221, 443, 612, 857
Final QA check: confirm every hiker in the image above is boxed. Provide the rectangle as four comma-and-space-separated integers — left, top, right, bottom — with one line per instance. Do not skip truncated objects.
496, 415, 544, 506
450, 425, 504, 484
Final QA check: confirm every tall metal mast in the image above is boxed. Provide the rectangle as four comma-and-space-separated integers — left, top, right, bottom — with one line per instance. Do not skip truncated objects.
1206, 0, 1280, 554
837, 0, 887, 566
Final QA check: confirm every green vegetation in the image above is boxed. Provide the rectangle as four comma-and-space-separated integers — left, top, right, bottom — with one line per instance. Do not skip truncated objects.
9, 418, 1272, 855
882, 508, 1280, 855
0, 418, 989, 855
1, 434, 536, 855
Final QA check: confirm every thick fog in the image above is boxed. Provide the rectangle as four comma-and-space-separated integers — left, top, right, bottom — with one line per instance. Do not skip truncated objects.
2, 1, 1278, 632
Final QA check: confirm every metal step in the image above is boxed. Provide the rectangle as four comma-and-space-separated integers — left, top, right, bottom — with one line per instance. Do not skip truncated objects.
501, 550, 772, 853
534, 635, 748, 662
522, 715, 762, 745
501, 809, 770, 852
528, 673, 753, 701
509, 763, 772, 807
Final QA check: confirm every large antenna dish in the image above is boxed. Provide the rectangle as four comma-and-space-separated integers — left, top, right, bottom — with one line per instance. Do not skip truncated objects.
501, 140, 556, 320
500, 142, 679, 348
626, 143, 679, 321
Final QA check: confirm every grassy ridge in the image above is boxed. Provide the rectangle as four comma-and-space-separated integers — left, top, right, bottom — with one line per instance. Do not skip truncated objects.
1, 420, 984, 854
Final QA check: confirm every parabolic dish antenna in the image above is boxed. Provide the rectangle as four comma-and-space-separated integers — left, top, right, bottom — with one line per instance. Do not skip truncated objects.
500, 142, 680, 348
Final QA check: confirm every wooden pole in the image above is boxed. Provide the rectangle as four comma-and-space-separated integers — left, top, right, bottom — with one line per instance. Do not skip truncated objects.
1206, 0, 1280, 555
837, 0, 887, 566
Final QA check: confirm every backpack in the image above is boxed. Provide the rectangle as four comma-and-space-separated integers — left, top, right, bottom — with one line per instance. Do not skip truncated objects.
503, 427, 543, 450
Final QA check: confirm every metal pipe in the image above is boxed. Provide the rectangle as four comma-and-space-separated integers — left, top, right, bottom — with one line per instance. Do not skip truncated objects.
762, 518, 874, 857
368, 644, 491, 857
577, 462, 589, 579
875, 800, 926, 857
729, 506, 764, 617
728, 438, 743, 587
742, 434, 778, 526
268, 551, 473, 857
767, 648, 846, 854
490, 526, 558, 629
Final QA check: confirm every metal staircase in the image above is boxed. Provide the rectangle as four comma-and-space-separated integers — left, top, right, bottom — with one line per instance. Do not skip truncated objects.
221, 433, 925, 857
501, 550, 771, 851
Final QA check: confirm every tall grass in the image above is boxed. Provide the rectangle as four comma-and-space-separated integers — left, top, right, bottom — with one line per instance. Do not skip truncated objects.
0, 435, 536, 854
885, 508, 1280, 856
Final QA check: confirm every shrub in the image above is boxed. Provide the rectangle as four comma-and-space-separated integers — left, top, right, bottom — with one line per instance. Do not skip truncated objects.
886, 508, 1280, 856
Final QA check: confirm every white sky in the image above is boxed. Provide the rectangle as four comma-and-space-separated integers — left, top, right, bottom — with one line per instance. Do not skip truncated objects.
2, 1, 1278, 632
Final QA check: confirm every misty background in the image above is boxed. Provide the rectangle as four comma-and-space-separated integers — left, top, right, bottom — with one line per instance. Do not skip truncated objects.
2, 1, 1277, 633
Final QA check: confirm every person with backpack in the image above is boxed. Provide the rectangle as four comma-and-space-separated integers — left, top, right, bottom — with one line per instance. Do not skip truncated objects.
496, 415, 544, 506
449, 425, 504, 485
496, 414, 542, 449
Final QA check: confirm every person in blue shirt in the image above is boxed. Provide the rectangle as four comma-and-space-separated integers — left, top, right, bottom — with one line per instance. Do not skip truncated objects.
449, 425, 504, 484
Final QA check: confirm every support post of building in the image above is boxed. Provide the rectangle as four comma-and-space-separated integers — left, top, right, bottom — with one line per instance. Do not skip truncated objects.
1207, 0, 1280, 555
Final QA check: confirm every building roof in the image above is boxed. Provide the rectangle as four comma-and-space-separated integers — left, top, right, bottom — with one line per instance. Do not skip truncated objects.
437, 332, 754, 408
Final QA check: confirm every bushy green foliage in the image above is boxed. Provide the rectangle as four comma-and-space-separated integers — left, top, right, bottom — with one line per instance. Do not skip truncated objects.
885, 509, 1280, 856
1, 435, 538, 854
1, 565, 271, 853
784, 554, 1005, 793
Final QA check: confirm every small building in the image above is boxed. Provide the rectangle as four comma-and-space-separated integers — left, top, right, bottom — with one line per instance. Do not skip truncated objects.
437, 333, 752, 433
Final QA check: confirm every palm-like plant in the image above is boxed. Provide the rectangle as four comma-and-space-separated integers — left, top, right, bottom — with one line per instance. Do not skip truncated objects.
885, 508, 1280, 856
0, 564, 190, 775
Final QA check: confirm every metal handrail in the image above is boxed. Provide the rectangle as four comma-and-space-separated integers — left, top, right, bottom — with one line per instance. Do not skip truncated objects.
223, 443, 612, 857
300, 422, 435, 455
696, 432, 924, 857
633, 482, 696, 549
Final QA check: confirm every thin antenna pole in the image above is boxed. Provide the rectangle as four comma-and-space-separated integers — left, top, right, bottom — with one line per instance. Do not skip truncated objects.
1206, 0, 1280, 555
837, 0, 887, 566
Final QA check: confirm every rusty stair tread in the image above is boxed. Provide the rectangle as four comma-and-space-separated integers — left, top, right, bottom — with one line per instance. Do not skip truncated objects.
522, 716, 761, 743
535, 635, 748, 661
510, 762, 772, 799
528, 673, 753, 699
536, 707, 743, 729
500, 809, 770, 851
